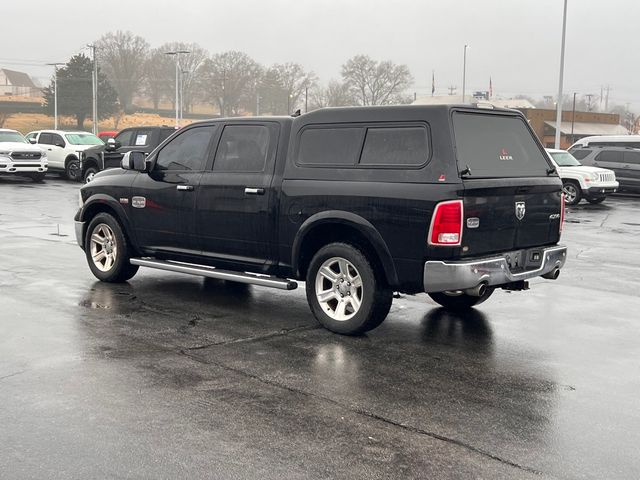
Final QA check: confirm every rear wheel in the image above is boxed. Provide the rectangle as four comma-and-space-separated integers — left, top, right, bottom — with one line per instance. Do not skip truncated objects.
65, 158, 81, 181
586, 197, 605, 204
85, 213, 139, 282
306, 242, 392, 335
562, 181, 582, 205
428, 287, 494, 310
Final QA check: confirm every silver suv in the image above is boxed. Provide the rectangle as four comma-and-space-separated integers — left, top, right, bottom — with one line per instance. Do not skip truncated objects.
568, 146, 640, 193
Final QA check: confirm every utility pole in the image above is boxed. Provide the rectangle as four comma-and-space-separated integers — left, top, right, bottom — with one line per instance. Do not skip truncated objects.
164, 50, 190, 127
87, 44, 98, 134
605, 85, 611, 111
571, 92, 577, 144
305, 86, 308, 113
46, 63, 64, 130
462, 44, 469, 103
585, 93, 594, 112
554, 0, 568, 149
222, 69, 226, 117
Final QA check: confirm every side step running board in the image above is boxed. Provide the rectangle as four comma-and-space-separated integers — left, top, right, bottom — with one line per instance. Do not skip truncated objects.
129, 258, 298, 290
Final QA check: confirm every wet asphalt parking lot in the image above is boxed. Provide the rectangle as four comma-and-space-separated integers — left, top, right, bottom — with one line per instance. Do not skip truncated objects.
1, 176, 639, 479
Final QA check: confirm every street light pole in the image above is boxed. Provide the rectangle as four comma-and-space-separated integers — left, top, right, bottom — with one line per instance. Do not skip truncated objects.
462, 44, 469, 104
571, 92, 577, 144
554, 0, 568, 149
46, 63, 64, 130
165, 50, 190, 127
87, 44, 98, 134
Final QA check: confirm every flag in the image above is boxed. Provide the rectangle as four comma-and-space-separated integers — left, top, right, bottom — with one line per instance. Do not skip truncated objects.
432, 71, 435, 96
489, 76, 493, 99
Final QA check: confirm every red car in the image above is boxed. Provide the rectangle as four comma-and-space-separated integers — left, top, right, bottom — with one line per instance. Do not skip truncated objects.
97, 130, 118, 142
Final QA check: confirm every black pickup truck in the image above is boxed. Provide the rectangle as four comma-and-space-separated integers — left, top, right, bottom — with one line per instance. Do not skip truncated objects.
74, 105, 567, 335
79, 126, 175, 183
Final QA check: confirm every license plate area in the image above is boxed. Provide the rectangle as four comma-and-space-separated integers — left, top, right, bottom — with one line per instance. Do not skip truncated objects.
505, 248, 543, 273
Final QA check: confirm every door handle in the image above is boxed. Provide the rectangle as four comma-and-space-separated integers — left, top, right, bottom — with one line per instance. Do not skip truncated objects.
176, 185, 194, 191
244, 187, 265, 195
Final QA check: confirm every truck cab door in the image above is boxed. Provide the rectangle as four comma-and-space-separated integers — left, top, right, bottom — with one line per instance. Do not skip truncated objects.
128, 124, 218, 256
195, 122, 280, 272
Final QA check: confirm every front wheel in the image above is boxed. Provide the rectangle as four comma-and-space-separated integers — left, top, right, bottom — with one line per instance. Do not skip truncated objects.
562, 181, 582, 206
428, 287, 495, 310
65, 158, 81, 181
85, 213, 139, 282
306, 243, 392, 335
83, 166, 99, 183
586, 197, 605, 204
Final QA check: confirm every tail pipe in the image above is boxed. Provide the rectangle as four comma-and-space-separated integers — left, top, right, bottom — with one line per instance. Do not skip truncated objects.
463, 282, 488, 297
542, 267, 561, 280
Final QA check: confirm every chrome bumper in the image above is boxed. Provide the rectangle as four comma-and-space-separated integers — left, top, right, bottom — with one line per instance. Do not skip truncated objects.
423, 245, 567, 293
75, 220, 85, 249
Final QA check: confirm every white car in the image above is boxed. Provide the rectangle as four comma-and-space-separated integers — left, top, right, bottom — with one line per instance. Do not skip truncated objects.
546, 148, 618, 205
0, 128, 48, 182
25, 130, 103, 181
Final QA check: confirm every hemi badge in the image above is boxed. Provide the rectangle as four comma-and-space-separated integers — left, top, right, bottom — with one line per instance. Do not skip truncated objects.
466, 217, 480, 228
119, 198, 129, 204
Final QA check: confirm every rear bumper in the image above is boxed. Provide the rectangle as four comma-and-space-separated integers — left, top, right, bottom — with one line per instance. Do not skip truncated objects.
423, 245, 567, 293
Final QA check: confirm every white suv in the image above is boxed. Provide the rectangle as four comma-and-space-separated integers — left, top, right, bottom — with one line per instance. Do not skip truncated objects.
546, 148, 618, 205
25, 130, 103, 181
0, 129, 48, 182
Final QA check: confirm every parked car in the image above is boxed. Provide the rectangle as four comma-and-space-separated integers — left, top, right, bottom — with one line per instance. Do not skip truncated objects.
25, 130, 103, 181
80, 126, 176, 183
545, 148, 618, 205
569, 135, 640, 150
75, 105, 567, 335
0, 128, 48, 182
566, 146, 640, 193
97, 130, 118, 142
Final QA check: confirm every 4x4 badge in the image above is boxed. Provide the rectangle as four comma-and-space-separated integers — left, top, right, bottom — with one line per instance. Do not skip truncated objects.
515, 201, 526, 220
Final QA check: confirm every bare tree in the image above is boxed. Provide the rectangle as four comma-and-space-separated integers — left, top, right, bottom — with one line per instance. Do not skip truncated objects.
0, 111, 12, 128
144, 48, 173, 110
159, 42, 209, 114
341, 55, 413, 106
310, 80, 354, 110
96, 31, 150, 112
259, 63, 317, 115
198, 51, 262, 116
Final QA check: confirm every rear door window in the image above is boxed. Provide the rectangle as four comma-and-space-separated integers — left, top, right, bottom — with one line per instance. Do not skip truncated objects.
453, 112, 549, 177
595, 150, 623, 163
213, 125, 270, 172
623, 151, 640, 164
359, 126, 429, 166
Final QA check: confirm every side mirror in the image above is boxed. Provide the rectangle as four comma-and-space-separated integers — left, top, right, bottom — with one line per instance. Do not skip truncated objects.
121, 151, 148, 172
106, 138, 121, 151
55, 142, 65, 148
28, 137, 37, 144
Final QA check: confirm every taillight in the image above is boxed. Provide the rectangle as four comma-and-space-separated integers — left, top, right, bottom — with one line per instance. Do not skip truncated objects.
428, 200, 463, 246
559, 193, 565, 235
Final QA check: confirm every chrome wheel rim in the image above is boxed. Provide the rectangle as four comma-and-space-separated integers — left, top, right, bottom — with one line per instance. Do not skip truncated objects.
563, 184, 577, 204
85, 171, 96, 183
90, 223, 118, 272
315, 257, 363, 321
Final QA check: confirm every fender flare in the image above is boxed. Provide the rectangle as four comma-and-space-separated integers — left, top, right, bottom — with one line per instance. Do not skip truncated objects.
292, 210, 399, 286
79, 194, 138, 249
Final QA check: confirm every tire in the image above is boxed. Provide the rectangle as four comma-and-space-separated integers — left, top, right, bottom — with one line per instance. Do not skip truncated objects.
85, 212, 139, 282
65, 158, 81, 181
428, 287, 494, 310
305, 242, 392, 335
562, 181, 582, 205
83, 166, 99, 183
586, 197, 605, 204
28, 172, 46, 183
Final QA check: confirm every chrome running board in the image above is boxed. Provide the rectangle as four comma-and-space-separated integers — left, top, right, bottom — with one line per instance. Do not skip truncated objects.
129, 258, 298, 290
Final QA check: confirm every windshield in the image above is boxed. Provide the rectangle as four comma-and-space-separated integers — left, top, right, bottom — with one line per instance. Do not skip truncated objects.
0, 131, 27, 144
64, 133, 104, 145
550, 151, 582, 166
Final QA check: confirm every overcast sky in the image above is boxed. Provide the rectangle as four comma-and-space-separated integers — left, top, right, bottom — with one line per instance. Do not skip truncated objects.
3, 0, 638, 109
